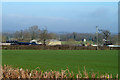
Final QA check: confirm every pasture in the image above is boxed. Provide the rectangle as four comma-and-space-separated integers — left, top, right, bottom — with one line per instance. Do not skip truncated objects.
2, 50, 118, 77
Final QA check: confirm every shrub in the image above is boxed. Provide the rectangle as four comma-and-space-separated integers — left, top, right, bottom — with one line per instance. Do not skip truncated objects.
1, 65, 118, 79
2, 45, 118, 50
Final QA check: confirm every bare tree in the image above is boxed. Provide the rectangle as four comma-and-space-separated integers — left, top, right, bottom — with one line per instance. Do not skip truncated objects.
14, 31, 21, 40
98, 29, 111, 45
40, 28, 52, 45
22, 29, 31, 41
29, 25, 40, 40
13, 25, 40, 41
49, 33, 57, 39
102, 30, 111, 41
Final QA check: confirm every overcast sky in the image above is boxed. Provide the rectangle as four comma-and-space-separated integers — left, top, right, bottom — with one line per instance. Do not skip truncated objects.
2, 2, 118, 33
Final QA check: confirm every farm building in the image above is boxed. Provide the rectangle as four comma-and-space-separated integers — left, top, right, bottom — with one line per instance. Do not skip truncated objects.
0, 43, 11, 45
30, 39, 61, 45
30, 39, 42, 45
47, 39, 61, 45
82, 38, 86, 42
107, 45, 120, 47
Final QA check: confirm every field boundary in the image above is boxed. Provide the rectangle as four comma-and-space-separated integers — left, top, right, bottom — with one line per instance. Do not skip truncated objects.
2, 45, 120, 50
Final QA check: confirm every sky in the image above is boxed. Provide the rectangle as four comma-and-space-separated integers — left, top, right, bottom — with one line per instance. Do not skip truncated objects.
2, 2, 118, 33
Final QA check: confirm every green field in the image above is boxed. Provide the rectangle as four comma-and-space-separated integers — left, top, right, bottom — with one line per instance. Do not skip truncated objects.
2, 50, 118, 76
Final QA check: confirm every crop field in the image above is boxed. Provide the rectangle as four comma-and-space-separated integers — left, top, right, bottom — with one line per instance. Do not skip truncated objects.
2, 50, 118, 77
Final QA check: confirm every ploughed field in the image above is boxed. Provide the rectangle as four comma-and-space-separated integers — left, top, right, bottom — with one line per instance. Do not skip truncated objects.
2, 50, 118, 77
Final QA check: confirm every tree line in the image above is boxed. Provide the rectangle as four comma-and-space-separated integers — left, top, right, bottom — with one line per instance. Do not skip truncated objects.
2, 25, 118, 45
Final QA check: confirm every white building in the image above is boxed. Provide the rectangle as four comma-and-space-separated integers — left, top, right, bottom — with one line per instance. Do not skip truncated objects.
0, 43, 11, 45
107, 45, 120, 47
30, 39, 42, 45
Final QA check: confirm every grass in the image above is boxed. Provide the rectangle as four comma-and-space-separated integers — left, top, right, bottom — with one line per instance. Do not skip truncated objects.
2, 50, 118, 77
